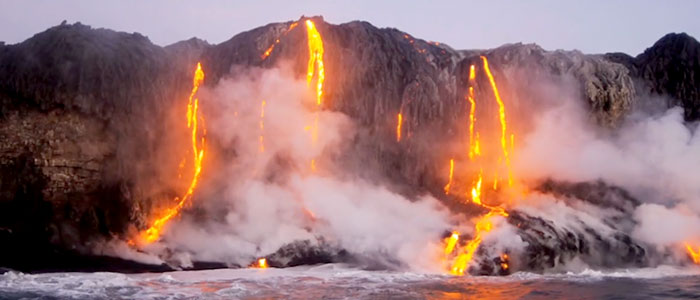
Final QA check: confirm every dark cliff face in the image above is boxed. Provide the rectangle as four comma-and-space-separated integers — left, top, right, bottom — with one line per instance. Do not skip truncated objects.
606, 32, 700, 120
0, 19, 698, 273
0, 23, 196, 268
200, 17, 638, 201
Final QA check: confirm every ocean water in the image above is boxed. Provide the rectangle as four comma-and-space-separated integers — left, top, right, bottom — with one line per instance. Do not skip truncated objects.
1, 264, 700, 299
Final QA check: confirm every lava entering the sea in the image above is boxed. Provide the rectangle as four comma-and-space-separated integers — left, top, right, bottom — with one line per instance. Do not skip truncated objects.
253, 258, 268, 269
686, 243, 700, 265
442, 57, 514, 275
135, 62, 207, 244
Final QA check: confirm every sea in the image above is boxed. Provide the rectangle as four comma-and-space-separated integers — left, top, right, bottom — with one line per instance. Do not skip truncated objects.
1, 264, 699, 299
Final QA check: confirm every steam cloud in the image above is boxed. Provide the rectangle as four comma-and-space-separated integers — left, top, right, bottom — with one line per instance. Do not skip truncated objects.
137, 63, 453, 272
112, 58, 699, 273
511, 72, 700, 266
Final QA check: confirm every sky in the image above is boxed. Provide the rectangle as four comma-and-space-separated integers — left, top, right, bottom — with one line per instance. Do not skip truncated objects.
1, 1, 699, 55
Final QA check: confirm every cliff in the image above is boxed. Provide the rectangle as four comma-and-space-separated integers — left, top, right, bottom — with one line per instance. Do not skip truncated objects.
0, 18, 697, 273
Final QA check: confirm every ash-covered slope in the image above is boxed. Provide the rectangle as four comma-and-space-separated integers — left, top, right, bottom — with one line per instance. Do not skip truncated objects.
0, 18, 698, 273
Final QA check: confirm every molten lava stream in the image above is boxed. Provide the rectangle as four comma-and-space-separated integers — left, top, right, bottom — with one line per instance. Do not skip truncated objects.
686, 243, 700, 264
305, 20, 325, 171
137, 62, 206, 244
396, 112, 403, 142
261, 22, 299, 60
442, 57, 514, 275
253, 258, 268, 269
481, 56, 513, 186
444, 158, 455, 195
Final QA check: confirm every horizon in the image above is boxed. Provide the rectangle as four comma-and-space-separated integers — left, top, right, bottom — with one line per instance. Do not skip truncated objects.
1, 1, 699, 55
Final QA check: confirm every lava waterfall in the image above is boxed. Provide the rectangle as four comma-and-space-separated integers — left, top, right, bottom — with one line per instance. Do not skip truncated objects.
0, 17, 699, 275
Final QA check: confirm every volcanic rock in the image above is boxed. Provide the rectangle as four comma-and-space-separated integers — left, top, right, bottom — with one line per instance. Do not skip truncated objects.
0, 22, 195, 268
608, 33, 700, 121
0, 18, 698, 273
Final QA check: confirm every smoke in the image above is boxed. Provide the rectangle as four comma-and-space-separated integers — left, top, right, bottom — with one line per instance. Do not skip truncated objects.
114, 55, 700, 273
139, 63, 453, 271
516, 103, 700, 208
509, 71, 700, 264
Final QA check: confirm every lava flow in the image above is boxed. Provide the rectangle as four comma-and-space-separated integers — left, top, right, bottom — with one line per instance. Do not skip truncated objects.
444, 158, 455, 195
261, 22, 299, 60
443, 57, 514, 275
254, 258, 268, 269
686, 243, 700, 264
396, 112, 403, 142
137, 62, 207, 244
305, 20, 325, 171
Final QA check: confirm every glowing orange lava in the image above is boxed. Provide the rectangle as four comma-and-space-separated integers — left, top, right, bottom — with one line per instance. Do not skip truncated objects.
470, 171, 483, 205
255, 258, 268, 269
444, 232, 459, 255
306, 20, 325, 107
442, 56, 513, 275
467, 86, 477, 159
481, 56, 513, 186
500, 254, 510, 270
261, 22, 299, 60
139, 62, 206, 244
686, 243, 700, 264
305, 20, 325, 171
444, 158, 455, 195
396, 113, 403, 142
449, 208, 509, 275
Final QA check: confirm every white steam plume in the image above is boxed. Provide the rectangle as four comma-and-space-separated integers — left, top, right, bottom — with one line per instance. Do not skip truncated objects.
145, 63, 453, 271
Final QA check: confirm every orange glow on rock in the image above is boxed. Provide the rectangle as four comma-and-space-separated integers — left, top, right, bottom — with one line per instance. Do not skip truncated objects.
305, 20, 325, 171
470, 171, 483, 205
467, 86, 477, 159
444, 231, 459, 255
257, 258, 268, 269
306, 20, 325, 107
261, 22, 299, 60
442, 57, 514, 276
686, 243, 700, 264
444, 158, 455, 195
139, 62, 207, 244
396, 113, 403, 142
481, 56, 513, 186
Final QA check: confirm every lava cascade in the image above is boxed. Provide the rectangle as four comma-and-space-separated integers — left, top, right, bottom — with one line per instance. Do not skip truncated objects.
261, 22, 299, 60
256, 258, 268, 269
137, 62, 207, 244
687, 243, 700, 264
443, 56, 514, 275
396, 112, 403, 142
305, 20, 325, 171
